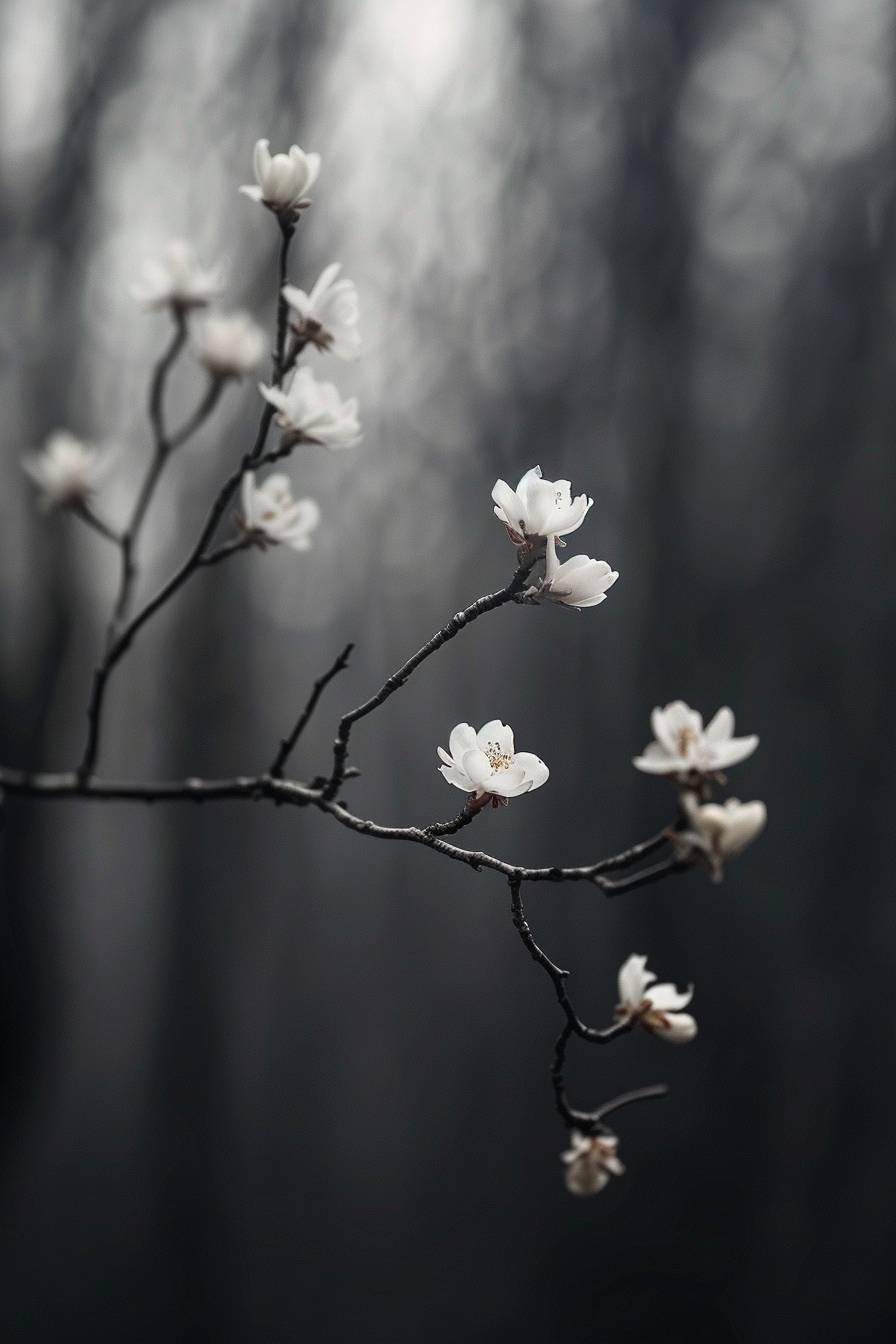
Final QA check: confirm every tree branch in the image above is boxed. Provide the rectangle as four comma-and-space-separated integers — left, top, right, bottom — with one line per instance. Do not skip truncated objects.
322, 551, 539, 800
270, 642, 354, 778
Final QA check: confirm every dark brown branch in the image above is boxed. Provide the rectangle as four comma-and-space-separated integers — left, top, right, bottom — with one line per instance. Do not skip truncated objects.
322, 552, 539, 800
272, 220, 295, 382
600, 855, 691, 895
550, 1022, 669, 1133
509, 878, 631, 1041
270, 643, 355, 778
0, 766, 689, 899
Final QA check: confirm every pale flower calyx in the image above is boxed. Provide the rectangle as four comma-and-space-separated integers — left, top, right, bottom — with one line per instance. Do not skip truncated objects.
282, 263, 360, 360
492, 465, 592, 543
562, 1130, 625, 1197
240, 471, 320, 552
240, 138, 321, 216
615, 954, 697, 1044
437, 720, 549, 800
633, 700, 758, 777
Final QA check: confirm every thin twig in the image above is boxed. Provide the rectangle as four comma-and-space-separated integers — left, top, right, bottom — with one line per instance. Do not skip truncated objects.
509, 878, 630, 1040
0, 765, 689, 897
550, 1022, 668, 1133
197, 537, 252, 569
71, 502, 122, 546
322, 552, 539, 800
270, 643, 354, 778
168, 374, 225, 450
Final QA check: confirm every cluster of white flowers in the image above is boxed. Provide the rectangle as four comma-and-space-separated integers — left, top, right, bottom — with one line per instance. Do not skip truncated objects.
493, 466, 618, 610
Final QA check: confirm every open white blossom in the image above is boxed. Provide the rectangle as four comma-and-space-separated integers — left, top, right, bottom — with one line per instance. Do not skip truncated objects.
282, 264, 360, 359
679, 794, 767, 880
259, 366, 361, 448
616, 954, 697, 1044
633, 701, 758, 776
562, 1131, 624, 1197
193, 312, 266, 378
437, 721, 549, 799
131, 240, 224, 311
240, 472, 320, 551
492, 466, 592, 544
22, 431, 107, 509
239, 138, 321, 214
541, 535, 619, 609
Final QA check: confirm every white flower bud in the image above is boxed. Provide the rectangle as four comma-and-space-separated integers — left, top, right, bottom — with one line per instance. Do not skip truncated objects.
240, 139, 321, 214
240, 472, 320, 552
131, 240, 224, 311
22, 431, 108, 509
259, 366, 361, 449
282, 263, 360, 360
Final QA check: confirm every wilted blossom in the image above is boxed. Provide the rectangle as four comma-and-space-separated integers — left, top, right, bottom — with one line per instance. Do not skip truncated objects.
678, 794, 767, 880
540, 535, 619, 609
240, 472, 320, 551
131, 240, 224, 311
562, 1131, 624, 1196
437, 721, 549, 800
492, 466, 592, 544
22, 431, 107, 509
259, 366, 361, 448
282, 264, 360, 359
615, 954, 697, 1044
193, 312, 266, 379
240, 139, 321, 215
633, 701, 758, 777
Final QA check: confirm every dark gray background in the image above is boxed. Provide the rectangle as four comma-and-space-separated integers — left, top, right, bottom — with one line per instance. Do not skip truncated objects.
1, 1, 893, 1340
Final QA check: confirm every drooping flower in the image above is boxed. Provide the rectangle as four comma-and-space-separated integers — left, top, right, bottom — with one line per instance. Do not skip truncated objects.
131, 240, 224, 311
22, 431, 108, 509
492, 466, 592, 544
562, 1131, 625, 1197
615, 954, 697, 1044
541, 535, 619, 609
633, 701, 758, 777
240, 472, 320, 551
678, 794, 767, 880
437, 720, 549, 800
193, 312, 266, 379
259, 366, 361, 448
239, 138, 321, 215
282, 264, 360, 359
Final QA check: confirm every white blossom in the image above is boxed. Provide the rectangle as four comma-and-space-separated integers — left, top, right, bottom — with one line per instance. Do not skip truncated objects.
282, 264, 360, 359
562, 1131, 624, 1197
437, 721, 549, 799
193, 312, 266, 378
678, 794, 767, 880
615, 954, 697, 1044
541, 535, 619, 609
240, 472, 320, 551
633, 701, 758, 776
131, 240, 224, 311
259, 366, 361, 448
22, 431, 107, 509
492, 466, 592, 544
239, 138, 321, 214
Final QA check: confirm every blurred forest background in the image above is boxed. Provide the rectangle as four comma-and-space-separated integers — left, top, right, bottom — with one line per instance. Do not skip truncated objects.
1, 0, 894, 1340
